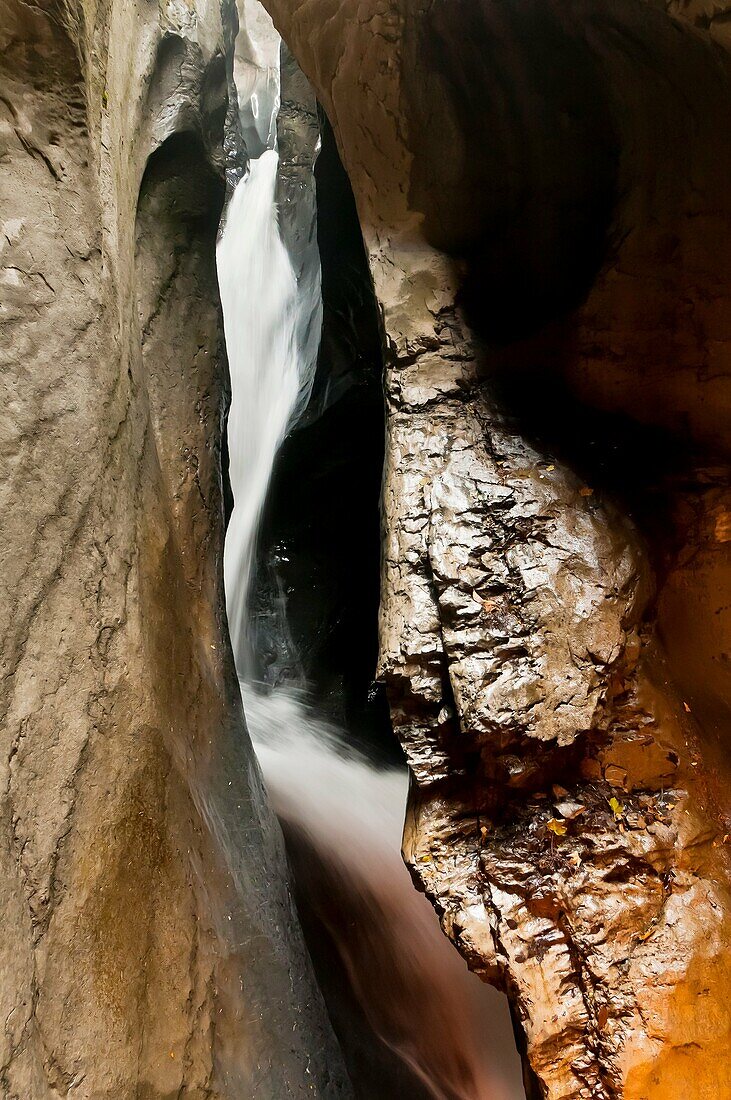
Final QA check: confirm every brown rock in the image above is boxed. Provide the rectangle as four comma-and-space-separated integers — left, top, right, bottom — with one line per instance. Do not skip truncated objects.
0, 1, 347, 1095
261, 0, 731, 1094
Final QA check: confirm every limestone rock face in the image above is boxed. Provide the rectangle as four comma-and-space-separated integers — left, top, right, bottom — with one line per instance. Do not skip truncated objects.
0, 1, 347, 1096
261, 0, 731, 1095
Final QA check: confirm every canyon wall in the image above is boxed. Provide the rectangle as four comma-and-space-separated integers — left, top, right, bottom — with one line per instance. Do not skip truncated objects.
0, 1, 348, 1095
260, 0, 731, 1096
4, 0, 731, 1095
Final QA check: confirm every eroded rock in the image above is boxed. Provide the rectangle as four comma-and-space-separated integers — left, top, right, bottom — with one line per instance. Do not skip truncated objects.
0, 1, 347, 1095
261, 0, 731, 1093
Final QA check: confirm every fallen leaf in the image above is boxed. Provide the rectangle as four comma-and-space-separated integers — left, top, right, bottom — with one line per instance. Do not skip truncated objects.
683, 701, 691, 713
579, 486, 594, 497
597, 1005, 609, 1029
608, 796, 624, 819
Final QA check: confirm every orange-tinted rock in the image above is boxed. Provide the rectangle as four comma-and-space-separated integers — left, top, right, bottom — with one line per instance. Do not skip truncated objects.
261, 0, 731, 1093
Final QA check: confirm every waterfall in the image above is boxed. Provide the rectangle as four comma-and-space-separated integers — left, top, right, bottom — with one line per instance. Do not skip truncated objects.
217, 12, 522, 1097
219, 149, 301, 662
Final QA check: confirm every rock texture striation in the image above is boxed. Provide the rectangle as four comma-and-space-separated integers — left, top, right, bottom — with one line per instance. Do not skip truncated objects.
0, 1, 348, 1096
261, 0, 731, 1095
4, 0, 731, 1094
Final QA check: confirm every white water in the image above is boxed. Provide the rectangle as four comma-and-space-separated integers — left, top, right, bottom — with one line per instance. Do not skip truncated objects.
218, 71, 522, 1100
219, 150, 301, 660
245, 689, 520, 1100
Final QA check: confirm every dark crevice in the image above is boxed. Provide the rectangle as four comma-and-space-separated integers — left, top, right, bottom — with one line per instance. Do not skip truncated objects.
403, 0, 620, 344
249, 112, 398, 764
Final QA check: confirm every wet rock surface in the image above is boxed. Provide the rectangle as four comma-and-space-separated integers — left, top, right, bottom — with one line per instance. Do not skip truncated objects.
4, 0, 731, 1093
261, 0, 731, 1094
0, 1, 347, 1095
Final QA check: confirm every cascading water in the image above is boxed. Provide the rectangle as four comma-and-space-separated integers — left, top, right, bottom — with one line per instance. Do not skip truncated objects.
219, 148, 301, 661
218, 9, 522, 1097
243, 690, 521, 1100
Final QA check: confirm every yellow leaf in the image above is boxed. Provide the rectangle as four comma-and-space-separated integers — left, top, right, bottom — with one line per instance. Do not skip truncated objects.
608, 796, 624, 818
546, 818, 567, 836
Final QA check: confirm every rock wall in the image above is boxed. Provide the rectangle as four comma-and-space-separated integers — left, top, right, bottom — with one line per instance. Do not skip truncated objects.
260, 0, 731, 1095
0, 1, 348, 1095
4, 0, 731, 1093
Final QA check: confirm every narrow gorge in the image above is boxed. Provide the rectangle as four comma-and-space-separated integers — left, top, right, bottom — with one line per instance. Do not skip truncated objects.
1, 0, 731, 1098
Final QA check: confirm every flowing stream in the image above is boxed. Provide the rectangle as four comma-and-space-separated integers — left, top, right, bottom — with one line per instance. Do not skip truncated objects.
217, 23, 522, 1097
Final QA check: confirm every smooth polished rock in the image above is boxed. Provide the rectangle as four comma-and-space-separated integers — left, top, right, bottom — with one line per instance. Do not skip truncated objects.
0, 1, 348, 1095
